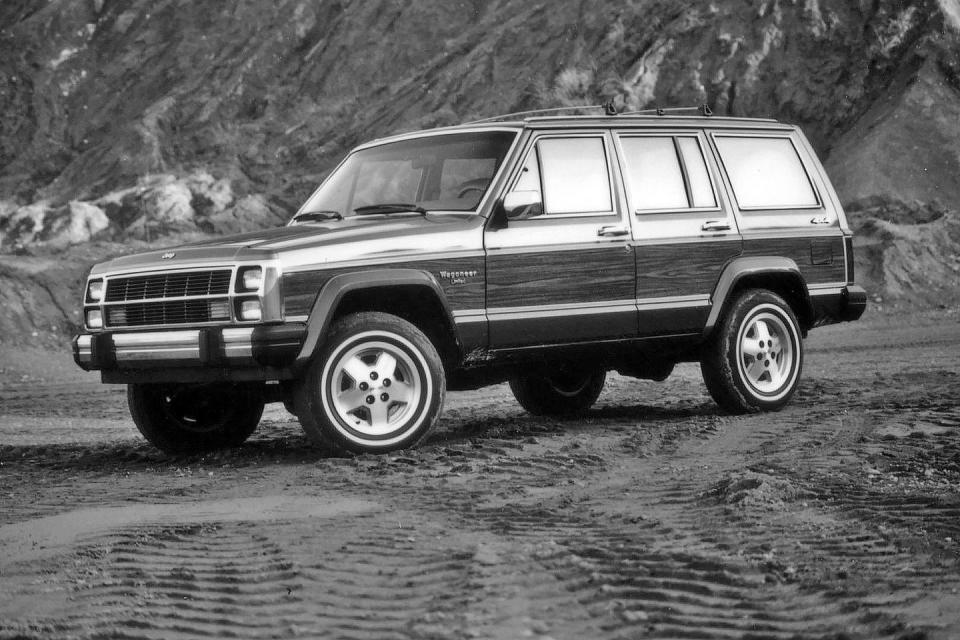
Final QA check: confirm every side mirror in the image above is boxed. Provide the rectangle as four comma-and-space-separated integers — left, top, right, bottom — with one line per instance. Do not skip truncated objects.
502, 191, 543, 220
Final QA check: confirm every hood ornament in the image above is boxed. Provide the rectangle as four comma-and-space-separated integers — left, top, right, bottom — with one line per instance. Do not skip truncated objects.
161, 252, 176, 260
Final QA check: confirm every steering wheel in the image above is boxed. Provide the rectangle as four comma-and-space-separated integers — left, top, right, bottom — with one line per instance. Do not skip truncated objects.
456, 178, 490, 199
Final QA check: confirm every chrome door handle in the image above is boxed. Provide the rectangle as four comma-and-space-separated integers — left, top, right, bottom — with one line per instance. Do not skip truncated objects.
701, 220, 731, 232
597, 225, 629, 237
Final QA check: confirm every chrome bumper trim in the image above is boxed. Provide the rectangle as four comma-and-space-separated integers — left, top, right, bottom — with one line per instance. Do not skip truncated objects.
222, 328, 255, 359
76, 335, 93, 364
73, 323, 307, 373
112, 330, 202, 362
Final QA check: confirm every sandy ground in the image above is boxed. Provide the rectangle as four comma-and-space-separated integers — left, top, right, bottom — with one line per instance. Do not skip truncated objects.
1, 310, 959, 639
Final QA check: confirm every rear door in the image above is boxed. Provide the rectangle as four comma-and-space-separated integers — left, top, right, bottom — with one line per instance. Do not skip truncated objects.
484, 131, 636, 348
710, 131, 848, 296
613, 130, 741, 335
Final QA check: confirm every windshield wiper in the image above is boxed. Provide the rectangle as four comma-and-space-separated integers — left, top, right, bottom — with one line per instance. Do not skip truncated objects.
354, 203, 428, 216
293, 210, 343, 223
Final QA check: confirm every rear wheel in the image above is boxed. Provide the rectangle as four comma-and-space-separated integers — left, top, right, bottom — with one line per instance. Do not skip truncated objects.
127, 382, 265, 454
294, 312, 445, 454
700, 289, 803, 413
510, 368, 606, 416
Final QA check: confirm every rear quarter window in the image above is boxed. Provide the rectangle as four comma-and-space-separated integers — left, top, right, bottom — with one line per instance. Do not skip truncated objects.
714, 135, 819, 209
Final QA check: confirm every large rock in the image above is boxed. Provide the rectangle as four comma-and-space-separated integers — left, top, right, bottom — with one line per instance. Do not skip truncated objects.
0, 201, 52, 252
0, 199, 110, 251
94, 174, 202, 239
208, 194, 285, 234
186, 171, 234, 217
41, 201, 110, 249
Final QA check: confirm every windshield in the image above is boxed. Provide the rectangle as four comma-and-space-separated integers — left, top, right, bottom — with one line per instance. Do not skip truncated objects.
297, 131, 516, 218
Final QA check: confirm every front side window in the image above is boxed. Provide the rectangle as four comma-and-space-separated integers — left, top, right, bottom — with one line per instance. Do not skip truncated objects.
536, 137, 613, 215
298, 131, 516, 217
714, 136, 819, 209
619, 135, 717, 212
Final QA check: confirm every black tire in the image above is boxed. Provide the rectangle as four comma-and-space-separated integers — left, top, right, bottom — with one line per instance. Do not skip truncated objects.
294, 312, 445, 454
127, 382, 265, 454
509, 368, 606, 416
700, 289, 803, 413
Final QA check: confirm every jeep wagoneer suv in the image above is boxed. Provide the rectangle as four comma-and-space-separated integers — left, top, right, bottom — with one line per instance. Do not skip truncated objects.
74, 108, 866, 454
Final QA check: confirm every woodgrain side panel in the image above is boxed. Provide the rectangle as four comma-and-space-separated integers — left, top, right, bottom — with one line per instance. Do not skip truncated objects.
486, 245, 635, 347
486, 246, 634, 309
741, 236, 846, 284
635, 240, 742, 299
281, 256, 486, 317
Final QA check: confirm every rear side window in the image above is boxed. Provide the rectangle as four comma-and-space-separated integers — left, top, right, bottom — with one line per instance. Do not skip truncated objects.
537, 137, 613, 214
619, 136, 717, 212
714, 136, 819, 209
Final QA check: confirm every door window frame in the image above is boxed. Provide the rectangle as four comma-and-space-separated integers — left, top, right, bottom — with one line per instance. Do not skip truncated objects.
504, 131, 620, 220
613, 131, 723, 216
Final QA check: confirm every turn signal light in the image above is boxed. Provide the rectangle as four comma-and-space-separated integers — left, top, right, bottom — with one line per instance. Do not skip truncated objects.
86, 309, 103, 329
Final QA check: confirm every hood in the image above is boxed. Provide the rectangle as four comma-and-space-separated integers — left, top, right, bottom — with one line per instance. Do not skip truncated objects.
91, 213, 484, 275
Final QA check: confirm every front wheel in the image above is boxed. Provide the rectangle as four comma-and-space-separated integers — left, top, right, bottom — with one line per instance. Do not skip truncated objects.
127, 382, 265, 454
700, 289, 803, 413
509, 368, 606, 416
294, 312, 445, 454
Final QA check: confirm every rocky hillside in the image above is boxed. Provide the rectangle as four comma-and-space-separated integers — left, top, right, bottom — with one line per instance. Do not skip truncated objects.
1, 0, 959, 342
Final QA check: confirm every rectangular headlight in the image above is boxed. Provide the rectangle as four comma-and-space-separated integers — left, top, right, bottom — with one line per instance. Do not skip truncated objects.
86, 309, 103, 329
239, 299, 262, 321
87, 279, 104, 302
238, 267, 263, 292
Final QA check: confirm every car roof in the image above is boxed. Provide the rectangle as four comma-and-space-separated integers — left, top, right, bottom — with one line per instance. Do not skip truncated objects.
354, 113, 794, 150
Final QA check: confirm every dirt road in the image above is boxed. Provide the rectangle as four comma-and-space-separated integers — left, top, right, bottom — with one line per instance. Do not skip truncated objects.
1, 310, 959, 639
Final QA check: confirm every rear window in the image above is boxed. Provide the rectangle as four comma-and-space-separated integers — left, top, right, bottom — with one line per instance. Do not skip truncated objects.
714, 136, 818, 209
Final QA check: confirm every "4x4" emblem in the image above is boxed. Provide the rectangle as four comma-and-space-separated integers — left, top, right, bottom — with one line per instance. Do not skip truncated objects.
161, 252, 176, 259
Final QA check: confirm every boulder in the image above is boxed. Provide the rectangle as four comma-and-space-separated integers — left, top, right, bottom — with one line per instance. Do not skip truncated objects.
0, 201, 51, 252
95, 174, 197, 239
186, 170, 234, 216
208, 194, 285, 234
41, 201, 110, 249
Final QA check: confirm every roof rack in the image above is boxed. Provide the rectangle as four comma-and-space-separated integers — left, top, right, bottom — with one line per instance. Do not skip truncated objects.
619, 104, 713, 117
466, 102, 713, 124
465, 103, 615, 124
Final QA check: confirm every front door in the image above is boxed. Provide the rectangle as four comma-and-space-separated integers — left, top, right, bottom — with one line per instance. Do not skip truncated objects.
612, 130, 742, 335
484, 132, 636, 349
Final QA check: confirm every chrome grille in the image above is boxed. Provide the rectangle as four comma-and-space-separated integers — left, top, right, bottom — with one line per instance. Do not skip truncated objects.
103, 269, 234, 328
106, 299, 231, 327
105, 270, 231, 302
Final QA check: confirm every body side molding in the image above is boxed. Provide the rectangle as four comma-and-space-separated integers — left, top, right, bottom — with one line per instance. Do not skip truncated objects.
704, 256, 811, 335
294, 269, 458, 370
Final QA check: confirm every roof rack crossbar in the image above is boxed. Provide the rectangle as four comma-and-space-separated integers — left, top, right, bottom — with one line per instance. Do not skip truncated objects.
619, 104, 713, 117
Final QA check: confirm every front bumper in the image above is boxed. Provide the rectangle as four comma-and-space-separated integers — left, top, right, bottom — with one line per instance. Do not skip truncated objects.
73, 323, 306, 383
